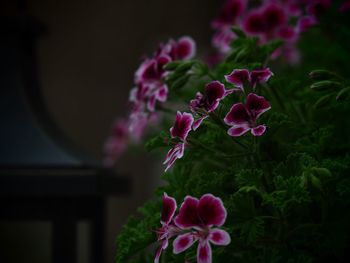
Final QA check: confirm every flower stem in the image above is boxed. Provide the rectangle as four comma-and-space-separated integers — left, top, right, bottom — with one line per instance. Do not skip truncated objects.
209, 112, 249, 150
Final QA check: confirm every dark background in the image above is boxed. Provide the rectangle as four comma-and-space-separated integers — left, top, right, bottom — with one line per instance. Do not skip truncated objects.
0, 0, 223, 262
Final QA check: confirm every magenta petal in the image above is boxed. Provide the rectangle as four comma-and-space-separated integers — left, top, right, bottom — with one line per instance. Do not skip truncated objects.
170, 111, 194, 140
163, 143, 185, 172
297, 16, 318, 33
224, 103, 250, 125
225, 69, 250, 90
142, 59, 159, 81
156, 85, 168, 102
147, 95, 157, 112
176, 36, 196, 60
205, 81, 226, 109
209, 229, 231, 246
277, 26, 297, 42
339, 0, 350, 12
224, 88, 239, 96
243, 11, 265, 34
154, 246, 162, 263
154, 239, 168, 263
174, 196, 201, 228
250, 68, 273, 88
251, 125, 267, 136
212, 27, 235, 54
161, 193, 177, 224
190, 92, 204, 113
198, 194, 227, 227
246, 93, 271, 120
227, 125, 250, 137
173, 233, 196, 254
193, 116, 208, 131
197, 241, 212, 263
262, 3, 287, 30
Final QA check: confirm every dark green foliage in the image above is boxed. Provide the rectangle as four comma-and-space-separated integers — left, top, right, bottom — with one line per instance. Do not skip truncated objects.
116, 6, 350, 263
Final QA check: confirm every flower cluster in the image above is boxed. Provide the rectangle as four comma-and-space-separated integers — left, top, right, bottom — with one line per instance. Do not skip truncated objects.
211, 0, 331, 63
163, 68, 272, 172
155, 193, 231, 263
104, 37, 196, 166
129, 36, 196, 140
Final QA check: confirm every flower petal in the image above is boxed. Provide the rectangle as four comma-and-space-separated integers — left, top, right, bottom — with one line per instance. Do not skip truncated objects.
198, 194, 227, 227
227, 125, 250, 137
297, 15, 318, 33
170, 111, 194, 140
173, 233, 197, 254
174, 196, 201, 228
156, 84, 168, 102
209, 229, 231, 246
147, 95, 157, 112
176, 36, 196, 60
262, 3, 287, 30
224, 103, 250, 126
246, 93, 271, 120
189, 92, 204, 113
163, 143, 185, 172
251, 125, 267, 136
225, 69, 250, 90
161, 193, 177, 224
243, 11, 265, 34
154, 239, 168, 263
205, 81, 226, 111
197, 241, 212, 263
193, 116, 208, 131
250, 68, 273, 88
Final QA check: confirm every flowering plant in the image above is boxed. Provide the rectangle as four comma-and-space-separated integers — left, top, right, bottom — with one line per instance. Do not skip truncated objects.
112, 1, 350, 262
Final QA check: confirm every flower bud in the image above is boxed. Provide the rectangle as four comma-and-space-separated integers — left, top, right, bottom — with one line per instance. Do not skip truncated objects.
309, 70, 337, 80
310, 80, 341, 91
336, 87, 350, 102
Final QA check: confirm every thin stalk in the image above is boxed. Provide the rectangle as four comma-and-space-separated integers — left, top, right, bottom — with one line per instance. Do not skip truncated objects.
209, 112, 249, 150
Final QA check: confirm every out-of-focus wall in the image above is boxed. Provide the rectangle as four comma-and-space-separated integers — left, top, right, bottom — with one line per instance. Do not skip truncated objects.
27, 0, 223, 262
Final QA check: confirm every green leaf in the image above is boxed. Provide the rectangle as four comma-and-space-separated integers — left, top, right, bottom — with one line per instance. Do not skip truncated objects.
231, 26, 247, 38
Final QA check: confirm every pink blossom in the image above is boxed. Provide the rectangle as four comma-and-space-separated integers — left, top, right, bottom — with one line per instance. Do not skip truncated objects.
224, 93, 271, 137
155, 193, 181, 263
190, 81, 235, 130
339, 0, 350, 12
164, 112, 194, 171
211, 0, 246, 54
173, 194, 231, 263
103, 119, 129, 166
225, 68, 273, 90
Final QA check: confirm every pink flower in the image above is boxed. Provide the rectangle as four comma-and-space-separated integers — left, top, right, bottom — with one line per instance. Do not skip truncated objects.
155, 193, 181, 263
225, 69, 251, 90
296, 15, 318, 33
339, 0, 350, 12
103, 119, 129, 166
164, 112, 194, 171
212, 0, 246, 29
225, 68, 273, 90
224, 93, 271, 137
128, 110, 149, 142
173, 194, 231, 263
211, 0, 246, 54
250, 68, 274, 89
170, 37, 197, 61
212, 27, 236, 54
190, 81, 235, 130
243, 3, 289, 42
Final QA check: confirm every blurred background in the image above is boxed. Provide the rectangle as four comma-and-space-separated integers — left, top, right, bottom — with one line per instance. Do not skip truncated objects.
0, 0, 223, 262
